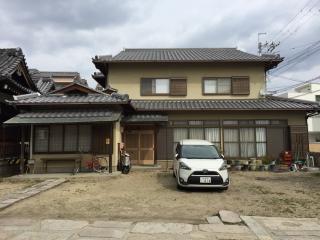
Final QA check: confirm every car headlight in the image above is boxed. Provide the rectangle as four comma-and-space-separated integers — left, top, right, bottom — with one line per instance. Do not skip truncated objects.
219, 163, 228, 171
179, 162, 191, 170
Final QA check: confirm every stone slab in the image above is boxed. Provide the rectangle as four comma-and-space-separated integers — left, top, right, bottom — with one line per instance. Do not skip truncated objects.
1, 198, 20, 204
254, 216, 320, 231
127, 233, 202, 240
78, 226, 127, 238
41, 219, 88, 231
91, 220, 133, 228
206, 216, 223, 224
215, 233, 257, 240
0, 218, 36, 226
241, 216, 273, 240
276, 236, 320, 240
131, 222, 193, 234
10, 231, 73, 240
219, 210, 242, 224
199, 224, 251, 234
271, 230, 320, 236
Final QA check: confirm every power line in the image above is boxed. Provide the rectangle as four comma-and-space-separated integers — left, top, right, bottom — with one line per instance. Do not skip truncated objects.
268, 74, 306, 83
270, 41, 320, 73
278, 1, 320, 44
267, 75, 320, 93
272, 0, 314, 41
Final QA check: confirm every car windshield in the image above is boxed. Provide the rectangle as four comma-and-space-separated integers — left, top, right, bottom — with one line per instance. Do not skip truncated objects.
180, 145, 220, 159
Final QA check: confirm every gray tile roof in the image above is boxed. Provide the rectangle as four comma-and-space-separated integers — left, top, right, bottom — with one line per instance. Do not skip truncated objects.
122, 114, 168, 122
0, 48, 36, 93
95, 48, 282, 63
11, 93, 129, 105
131, 96, 320, 111
4, 109, 121, 124
0, 48, 25, 76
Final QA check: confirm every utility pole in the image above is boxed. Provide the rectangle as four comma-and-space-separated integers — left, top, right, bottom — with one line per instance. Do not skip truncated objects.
258, 32, 267, 55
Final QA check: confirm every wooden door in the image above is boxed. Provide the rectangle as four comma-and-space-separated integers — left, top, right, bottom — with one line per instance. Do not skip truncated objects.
267, 128, 286, 158
125, 130, 154, 165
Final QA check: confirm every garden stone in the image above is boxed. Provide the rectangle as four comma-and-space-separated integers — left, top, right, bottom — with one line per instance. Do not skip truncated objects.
219, 210, 242, 224
206, 216, 223, 224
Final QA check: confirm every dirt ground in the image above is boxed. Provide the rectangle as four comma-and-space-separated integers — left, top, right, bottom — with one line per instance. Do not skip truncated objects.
0, 171, 319, 223
0, 180, 36, 199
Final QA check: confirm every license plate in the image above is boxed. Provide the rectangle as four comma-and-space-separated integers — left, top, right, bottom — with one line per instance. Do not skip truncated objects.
200, 177, 211, 183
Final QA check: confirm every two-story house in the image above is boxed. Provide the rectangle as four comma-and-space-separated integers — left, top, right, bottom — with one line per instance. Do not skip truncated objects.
5, 48, 319, 173
277, 82, 320, 152
93, 48, 320, 169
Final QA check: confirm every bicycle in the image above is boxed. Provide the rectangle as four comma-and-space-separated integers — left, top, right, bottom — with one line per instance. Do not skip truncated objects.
86, 155, 108, 173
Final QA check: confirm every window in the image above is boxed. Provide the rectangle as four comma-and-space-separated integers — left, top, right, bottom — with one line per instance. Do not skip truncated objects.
203, 78, 231, 94
256, 128, 267, 157
34, 125, 92, 153
34, 127, 49, 152
153, 79, 170, 94
78, 125, 92, 152
316, 95, 320, 102
240, 128, 255, 157
141, 78, 187, 96
49, 125, 63, 152
173, 128, 188, 153
203, 77, 249, 95
205, 128, 220, 150
189, 128, 204, 139
64, 125, 77, 152
223, 128, 239, 157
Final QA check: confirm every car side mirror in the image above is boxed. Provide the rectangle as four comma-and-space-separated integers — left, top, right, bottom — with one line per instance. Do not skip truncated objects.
221, 153, 225, 159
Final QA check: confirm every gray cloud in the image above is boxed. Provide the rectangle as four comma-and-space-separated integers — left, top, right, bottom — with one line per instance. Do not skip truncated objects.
0, 0, 318, 90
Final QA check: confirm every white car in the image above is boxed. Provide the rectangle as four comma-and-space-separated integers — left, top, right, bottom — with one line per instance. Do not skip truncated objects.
173, 139, 229, 190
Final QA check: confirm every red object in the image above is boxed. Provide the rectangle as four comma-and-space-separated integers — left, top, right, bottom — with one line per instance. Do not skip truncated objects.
280, 150, 292, 166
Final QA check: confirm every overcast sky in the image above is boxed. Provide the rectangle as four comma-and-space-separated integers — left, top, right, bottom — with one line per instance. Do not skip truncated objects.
0, 0, 319, 91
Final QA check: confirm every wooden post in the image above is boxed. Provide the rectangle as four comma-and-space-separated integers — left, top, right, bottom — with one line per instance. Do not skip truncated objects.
20, 126, 25, 174
109, 124, 113, 173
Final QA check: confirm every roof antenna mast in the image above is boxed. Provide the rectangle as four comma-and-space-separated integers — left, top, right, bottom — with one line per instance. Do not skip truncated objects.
258, 32, 267, 55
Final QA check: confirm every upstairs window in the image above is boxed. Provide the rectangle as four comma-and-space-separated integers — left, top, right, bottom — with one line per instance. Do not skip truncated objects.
141, 78, 187, 96
203, 78, 231, 94
203, 76, 249, 95
153, 79, 170, 94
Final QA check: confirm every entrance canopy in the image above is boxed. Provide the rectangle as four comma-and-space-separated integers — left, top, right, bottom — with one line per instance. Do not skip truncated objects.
4, 109, 121, 125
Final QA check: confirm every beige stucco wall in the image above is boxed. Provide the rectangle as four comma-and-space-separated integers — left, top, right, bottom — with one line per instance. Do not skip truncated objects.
168, 111, 306, 126
108, 62, 266, 99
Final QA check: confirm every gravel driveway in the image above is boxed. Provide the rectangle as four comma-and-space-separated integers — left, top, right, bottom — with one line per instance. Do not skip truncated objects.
0, 171, 319, 222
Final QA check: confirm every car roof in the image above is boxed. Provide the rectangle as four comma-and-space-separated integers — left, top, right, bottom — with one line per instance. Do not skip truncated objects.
179, 139, 213, 145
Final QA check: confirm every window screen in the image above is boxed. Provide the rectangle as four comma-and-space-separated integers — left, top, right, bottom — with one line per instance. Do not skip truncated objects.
34, 127, 49, 152
49, 125, 63, 152
64, 125, 77, 152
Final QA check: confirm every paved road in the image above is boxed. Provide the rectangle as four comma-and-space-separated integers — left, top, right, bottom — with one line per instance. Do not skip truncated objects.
0, 216, 319, 240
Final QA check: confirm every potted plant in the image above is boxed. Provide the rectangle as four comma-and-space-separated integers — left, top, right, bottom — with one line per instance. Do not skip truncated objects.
261, 156, 271, 171
234, 160, 242, 171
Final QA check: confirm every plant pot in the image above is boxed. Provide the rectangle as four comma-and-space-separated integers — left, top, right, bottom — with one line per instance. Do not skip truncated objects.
234, 165, 242, 171
269, 164, 276, 172
249, 164, 257, 171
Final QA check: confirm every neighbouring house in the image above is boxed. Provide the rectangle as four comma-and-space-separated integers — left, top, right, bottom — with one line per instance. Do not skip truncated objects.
29, 69, 88, 93
5, 82, 131, 173
0, 48, 38, 175
5, 48, 320, 173
277, 82, 320, 152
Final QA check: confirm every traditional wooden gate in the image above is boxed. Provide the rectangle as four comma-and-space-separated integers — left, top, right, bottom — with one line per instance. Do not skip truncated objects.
125, 130, 154, 165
